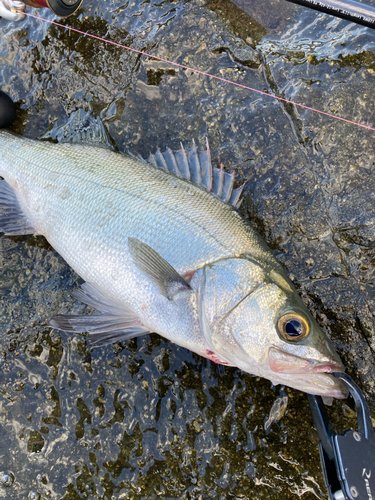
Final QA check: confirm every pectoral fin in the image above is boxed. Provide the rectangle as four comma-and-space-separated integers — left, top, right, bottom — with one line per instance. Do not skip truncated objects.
128, 237, 191, 300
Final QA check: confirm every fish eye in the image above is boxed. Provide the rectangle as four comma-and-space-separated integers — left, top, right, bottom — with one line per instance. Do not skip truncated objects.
277, 313, 310, 341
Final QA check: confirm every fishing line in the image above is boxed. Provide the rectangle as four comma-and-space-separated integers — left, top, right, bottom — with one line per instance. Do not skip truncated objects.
18, 9, 375, 132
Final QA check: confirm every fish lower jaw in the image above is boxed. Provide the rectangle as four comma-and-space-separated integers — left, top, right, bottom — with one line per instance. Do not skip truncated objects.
303, 373, 349, 399
267, 371, 349, 399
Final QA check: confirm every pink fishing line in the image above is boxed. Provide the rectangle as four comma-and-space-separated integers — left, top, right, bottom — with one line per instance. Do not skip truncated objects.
18, 10, 375, 132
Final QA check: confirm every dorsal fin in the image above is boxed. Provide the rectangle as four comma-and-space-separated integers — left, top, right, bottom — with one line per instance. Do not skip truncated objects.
147, 139, 244, 208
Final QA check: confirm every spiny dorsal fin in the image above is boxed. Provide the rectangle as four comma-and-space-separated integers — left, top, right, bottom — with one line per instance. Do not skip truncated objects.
146, 139, 244, 208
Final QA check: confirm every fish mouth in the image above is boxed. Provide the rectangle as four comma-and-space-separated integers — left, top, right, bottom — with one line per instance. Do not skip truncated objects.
268, 346, 344, 375
268, 346, 348, 398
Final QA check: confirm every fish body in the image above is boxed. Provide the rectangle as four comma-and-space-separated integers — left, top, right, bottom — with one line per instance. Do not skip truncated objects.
0, 117, 346, 398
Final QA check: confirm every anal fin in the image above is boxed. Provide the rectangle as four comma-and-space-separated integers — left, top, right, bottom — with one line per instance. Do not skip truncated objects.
0, 179, 36, 235
50, 282, 149, 347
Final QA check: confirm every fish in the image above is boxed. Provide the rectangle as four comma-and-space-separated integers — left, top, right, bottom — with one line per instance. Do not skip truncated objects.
0, 112, 347, 398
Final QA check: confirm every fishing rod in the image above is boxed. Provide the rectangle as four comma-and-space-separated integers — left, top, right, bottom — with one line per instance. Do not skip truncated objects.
285, 0, 375, 30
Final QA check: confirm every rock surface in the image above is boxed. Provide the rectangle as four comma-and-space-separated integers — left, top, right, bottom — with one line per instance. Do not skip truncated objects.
0, 0, 374, 498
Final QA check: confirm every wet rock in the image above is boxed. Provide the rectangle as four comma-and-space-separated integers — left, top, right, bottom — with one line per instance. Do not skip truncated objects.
0, 471, 14, 487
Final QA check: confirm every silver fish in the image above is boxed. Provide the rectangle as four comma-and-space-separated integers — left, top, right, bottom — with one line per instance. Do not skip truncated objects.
0, 114, 346, 398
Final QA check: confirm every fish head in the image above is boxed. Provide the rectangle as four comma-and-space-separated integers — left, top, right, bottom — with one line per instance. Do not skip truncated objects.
200, 258, 347, 398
